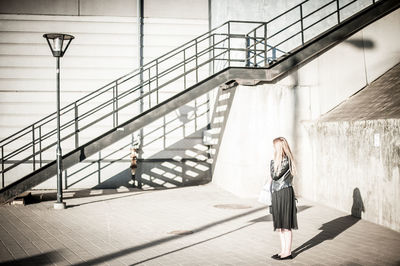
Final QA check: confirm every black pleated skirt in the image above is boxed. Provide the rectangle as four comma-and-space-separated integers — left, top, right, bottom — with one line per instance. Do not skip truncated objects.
271, 186, 298, 231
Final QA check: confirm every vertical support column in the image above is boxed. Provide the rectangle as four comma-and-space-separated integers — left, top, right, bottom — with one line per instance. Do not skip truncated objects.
336, 0, 341, 24
300, 4, 305, 45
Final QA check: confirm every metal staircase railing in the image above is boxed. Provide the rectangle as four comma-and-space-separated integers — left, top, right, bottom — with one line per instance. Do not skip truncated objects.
0, 0, 381, 190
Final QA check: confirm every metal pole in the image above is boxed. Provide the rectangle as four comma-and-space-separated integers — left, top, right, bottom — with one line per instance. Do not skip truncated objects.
32, 125, 35, 171
264, 24, 267, 66
54, 56, 65, 209
1, 146, 4, 188
245, 35, 250, 67
137, 0, 144, 190
74, 103, 79, 148
227, 23, 231, 66
300, 4, 305, 45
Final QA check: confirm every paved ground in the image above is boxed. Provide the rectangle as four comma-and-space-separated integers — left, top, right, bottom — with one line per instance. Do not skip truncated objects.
0, 184, 399, 266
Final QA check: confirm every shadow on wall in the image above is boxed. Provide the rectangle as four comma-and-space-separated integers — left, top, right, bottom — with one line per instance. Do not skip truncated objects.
63, 98, 213, 190
351, 187, 365, 218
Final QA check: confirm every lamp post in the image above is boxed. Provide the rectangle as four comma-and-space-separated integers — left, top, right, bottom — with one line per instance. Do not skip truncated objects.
43, 33, 74, 210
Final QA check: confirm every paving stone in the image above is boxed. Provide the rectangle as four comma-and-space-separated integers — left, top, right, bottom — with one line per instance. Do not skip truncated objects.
0, 184, 399, 265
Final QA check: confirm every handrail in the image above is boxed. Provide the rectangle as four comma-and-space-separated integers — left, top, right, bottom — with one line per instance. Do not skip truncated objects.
0, 0, 382, 189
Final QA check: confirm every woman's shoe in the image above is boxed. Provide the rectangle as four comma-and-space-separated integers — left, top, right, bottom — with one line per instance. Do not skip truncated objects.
271, 254, 280, 259
278, 254, 293, 260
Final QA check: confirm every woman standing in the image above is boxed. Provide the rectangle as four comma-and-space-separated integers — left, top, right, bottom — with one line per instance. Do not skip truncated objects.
270, 137, 298, 260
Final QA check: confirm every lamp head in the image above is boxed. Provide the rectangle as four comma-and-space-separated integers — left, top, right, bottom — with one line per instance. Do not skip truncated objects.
43, 33, 74, 57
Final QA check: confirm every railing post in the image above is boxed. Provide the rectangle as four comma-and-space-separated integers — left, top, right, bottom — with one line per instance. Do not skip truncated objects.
300, 4, 305, 45
272, 47, 277, 60
112, 86, 116, 128
98, 151, 101, 185
195, 39, 199, 83
253, 31, 257, 67
212, 34, 215, 73
32, 125, 35, 171
245, 35, 250, 67
336, 0, 341, 24
264, 23, 268, 66
194, 98, 198, 130
148, 69, 151, 108
183, 49, 187, 89
39, 126, 42, 167
112, 83, 119, 128
74, 103, 79, 149
1, 146, 4, 188
64, 169, 68, 189
115, 81, 119, 126
227, 22, 231, 66
155, 59, 159, 105
163, 116, 166, 149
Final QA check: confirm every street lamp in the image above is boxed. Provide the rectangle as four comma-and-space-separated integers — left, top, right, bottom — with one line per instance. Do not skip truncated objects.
43, 33, 74, 210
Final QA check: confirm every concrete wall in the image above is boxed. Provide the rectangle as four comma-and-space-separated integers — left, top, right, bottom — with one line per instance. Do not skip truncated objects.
211, 0, 371, 36
212, 8, 400, 230
307, 119, 400, 231
0, 0, 211, 189
0, 0, 208, 19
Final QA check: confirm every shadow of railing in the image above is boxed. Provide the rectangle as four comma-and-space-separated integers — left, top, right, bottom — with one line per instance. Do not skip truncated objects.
71, 203, 313, 265
59, 94, 215, 191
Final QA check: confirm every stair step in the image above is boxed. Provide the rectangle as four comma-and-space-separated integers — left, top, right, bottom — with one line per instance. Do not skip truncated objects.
11, 191, 32, 206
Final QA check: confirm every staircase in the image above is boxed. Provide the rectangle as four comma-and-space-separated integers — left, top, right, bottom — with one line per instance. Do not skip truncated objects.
1, 0, 399, 203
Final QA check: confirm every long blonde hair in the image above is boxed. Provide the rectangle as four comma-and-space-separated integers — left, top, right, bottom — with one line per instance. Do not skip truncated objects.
273, 137, 297, 176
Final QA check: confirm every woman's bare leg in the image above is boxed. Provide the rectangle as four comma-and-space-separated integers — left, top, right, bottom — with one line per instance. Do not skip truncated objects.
281, 229, 292, 257
278, 229, 285, 255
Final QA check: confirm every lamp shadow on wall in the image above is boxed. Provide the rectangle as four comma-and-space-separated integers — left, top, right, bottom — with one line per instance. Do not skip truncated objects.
345, 38, 374, 49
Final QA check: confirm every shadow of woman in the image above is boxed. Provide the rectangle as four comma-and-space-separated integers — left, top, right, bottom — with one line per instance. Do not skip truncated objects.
292, 215, 360, 257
